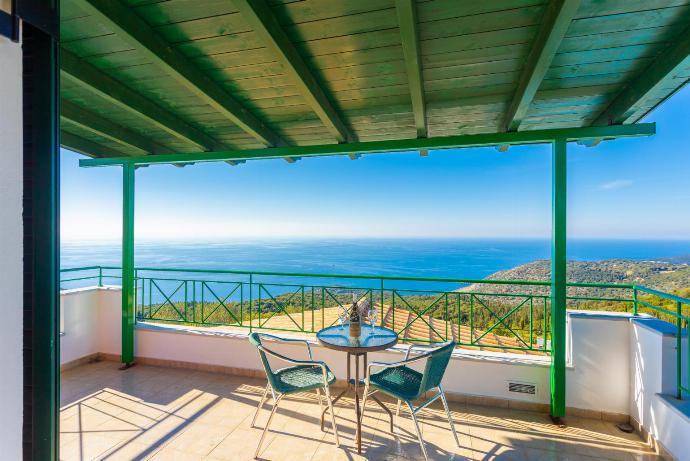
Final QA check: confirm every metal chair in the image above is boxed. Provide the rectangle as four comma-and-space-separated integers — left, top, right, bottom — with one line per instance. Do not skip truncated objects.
248, 332, 340, 459
361, 341, 459, 461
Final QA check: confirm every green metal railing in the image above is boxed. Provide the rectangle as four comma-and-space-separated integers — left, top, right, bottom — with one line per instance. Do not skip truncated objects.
633, 285, 690, 399
60, 265, 121, 287
127, 267, 558, 353
59, 265, 689, 398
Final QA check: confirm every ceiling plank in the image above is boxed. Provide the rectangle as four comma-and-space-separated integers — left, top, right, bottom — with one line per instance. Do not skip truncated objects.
70, 0, 285, 147
60, 131, 128, 158
234, 0, 354, 143
80, 123, 656, 167
60, 49, 227, 152
593, 24, 690, 125
61, 100, 171, 155
502, 0, 581, 132
395, 0, 426, 138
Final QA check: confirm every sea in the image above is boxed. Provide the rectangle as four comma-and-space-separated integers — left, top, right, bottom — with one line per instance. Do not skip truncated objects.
61, 238, 690, 293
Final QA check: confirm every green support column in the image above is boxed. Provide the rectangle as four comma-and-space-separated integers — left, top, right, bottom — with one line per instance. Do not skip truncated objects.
551, 138, 567, 419
22, 16, 60, 459
121, 162, 136, 365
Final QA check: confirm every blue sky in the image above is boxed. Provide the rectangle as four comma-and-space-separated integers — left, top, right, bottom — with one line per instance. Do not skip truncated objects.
60, 85, 690, 241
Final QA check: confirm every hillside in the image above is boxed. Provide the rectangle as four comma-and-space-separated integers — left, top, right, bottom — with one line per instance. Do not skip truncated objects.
460, 259, 690, 300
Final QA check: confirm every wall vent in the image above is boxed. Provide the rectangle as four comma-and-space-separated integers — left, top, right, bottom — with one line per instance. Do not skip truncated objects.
507, 382, 536, 395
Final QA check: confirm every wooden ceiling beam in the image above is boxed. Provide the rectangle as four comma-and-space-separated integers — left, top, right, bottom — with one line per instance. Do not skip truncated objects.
593, 24, 690, 125
61, 100, 170, 155
71, 0, 285, 147
502, 0, 580, 132
60, 131, 128, 158
234, 0, 353, 143
395, 0, 427, 138
60, 49, 227, 152
80, 123, 656, 167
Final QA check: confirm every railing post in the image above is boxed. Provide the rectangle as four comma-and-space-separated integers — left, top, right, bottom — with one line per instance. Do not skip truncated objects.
550, 138, 567, 419
445, 293, 449, 340
184, 280, 188, 323
380, 279, 384, 327
248, 274, 253, 332
677, 300, 682, 400
311, 286, 315, 332
529, 297, 534, 350
121, 161, 136, 366
456, 294, 461, 345
98, 266, 103, 287
201, 281, 205, 324
134, 269, 138, 320
470, 294, 474, 344
632, 286, 638, 316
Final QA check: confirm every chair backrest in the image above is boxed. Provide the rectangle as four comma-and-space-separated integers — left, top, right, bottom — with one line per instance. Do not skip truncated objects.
419, 341, 455, 393
248, 332, 279, 390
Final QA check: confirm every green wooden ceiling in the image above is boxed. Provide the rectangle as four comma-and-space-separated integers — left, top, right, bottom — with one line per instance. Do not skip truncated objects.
59, 0, 690, 159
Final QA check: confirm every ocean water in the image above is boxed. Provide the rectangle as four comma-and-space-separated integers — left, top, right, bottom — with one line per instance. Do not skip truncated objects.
61, 238, 690, 292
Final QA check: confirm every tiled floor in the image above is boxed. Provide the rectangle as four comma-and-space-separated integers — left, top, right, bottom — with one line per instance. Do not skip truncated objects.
61, 361, 660, 460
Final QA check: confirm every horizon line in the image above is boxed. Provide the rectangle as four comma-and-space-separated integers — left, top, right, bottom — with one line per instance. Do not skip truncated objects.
60, 236, 690, 243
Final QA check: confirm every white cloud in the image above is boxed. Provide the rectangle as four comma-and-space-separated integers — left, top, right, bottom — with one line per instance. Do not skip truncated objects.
598, 179, 633, 191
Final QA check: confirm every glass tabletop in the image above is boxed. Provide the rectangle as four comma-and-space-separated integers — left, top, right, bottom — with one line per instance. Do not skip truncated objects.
316, 324, 398, 352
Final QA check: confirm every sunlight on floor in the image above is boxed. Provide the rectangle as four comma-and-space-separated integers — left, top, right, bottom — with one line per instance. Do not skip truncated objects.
60, 361, 660, 460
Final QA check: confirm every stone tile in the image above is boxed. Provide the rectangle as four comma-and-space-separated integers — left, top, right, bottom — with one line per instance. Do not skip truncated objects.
148, 447, 206, 460
59, 431, 131, 461
207, 427, 272, 461
58, 363, 661, 461
160, 421, 231, 456
94, 440, 159, 460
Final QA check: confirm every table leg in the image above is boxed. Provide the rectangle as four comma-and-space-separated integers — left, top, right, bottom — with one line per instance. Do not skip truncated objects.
347, 353, 351, 383
355, 353, 362, 453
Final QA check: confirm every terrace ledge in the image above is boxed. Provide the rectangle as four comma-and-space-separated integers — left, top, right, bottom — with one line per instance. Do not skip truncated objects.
135, 320, 553, 367
60, 285, 122, 295
631, 315, 689, 337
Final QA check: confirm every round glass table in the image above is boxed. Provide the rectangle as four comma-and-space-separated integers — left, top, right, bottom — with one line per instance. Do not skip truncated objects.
316, 325, 398, 454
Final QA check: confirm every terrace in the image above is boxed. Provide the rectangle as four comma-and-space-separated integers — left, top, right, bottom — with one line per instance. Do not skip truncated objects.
3, 0, 690, 459
59, 266, 689, 459
60, 361, 660, 460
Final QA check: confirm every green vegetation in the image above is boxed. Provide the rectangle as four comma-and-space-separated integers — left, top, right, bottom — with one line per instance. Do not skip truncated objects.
136, 259, 690, 351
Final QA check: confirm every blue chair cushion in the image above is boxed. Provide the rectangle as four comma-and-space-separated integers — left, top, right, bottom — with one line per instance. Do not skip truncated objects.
273, 364, 336, 394
369, 365, 423, 401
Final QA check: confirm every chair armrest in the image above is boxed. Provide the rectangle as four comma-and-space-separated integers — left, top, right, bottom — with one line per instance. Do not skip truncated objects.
403, 344, 413, 361
256, 333, 315, 360
259, 345, 331, 385
367, 352, 430, 376
404, 343, 445, 360
366, 341, 455, 381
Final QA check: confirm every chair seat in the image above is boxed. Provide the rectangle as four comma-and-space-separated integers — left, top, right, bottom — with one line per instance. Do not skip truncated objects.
369, 365, 422, 401
273, 364, 336, 394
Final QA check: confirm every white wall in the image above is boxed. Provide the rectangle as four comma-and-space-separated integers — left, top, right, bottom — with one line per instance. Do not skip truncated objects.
97, 287, 122, 356
135, 322, 553, 404
647, 394, 690, 459
630, 317, 690, 459
566, 312, 632, 415
0, 30, 23, 460
61, 289, 100, 363
61, 286, 122, 365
